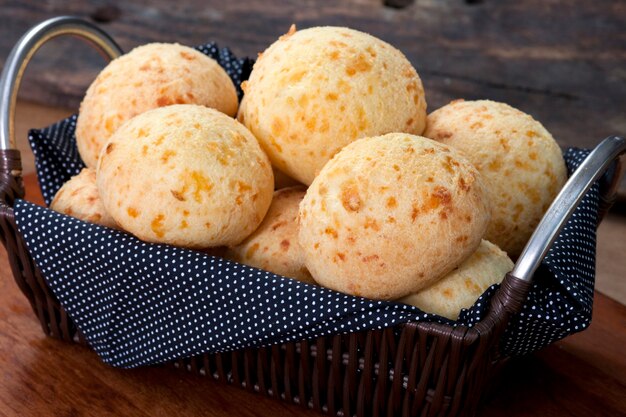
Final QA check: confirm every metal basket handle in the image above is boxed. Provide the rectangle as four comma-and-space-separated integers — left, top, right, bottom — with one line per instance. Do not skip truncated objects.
0, 16, 123, 152
471, 136, 625, 344
511, 135, 625, 282
484, 135, 626, 323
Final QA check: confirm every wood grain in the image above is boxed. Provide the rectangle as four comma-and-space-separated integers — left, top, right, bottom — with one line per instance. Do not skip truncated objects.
12, 101, 74, 176
0, 173, 624, 416
1, 0, 624, 152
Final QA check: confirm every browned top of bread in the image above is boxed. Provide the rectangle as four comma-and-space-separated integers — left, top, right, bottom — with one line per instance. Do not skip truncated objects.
400, 240, 513, 319
424, 99, 567, 256
96, 104, 274, 248
238, 26, 427, 185
76, 43, 238, 168
298, 133, 490, 300
50, 168, 118, 229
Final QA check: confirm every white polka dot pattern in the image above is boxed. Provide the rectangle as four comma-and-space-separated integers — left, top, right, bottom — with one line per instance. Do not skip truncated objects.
29, 114, 84, 206
499, 148, 599, 356
14, 200, 446, 367
15, 147, 601, 367
21, 43, 603, 367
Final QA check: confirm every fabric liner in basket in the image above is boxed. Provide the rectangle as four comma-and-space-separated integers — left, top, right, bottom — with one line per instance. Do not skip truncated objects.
15, 42, 599, 368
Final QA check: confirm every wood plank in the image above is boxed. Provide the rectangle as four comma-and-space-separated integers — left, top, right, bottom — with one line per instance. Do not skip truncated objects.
596, 212, 626, 305
0, 173, 623, 415
480, 294, 626, 417
0, 0, 624, 153
13, 101, 74, 175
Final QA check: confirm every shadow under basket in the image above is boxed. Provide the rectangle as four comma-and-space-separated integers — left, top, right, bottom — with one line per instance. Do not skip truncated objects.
1, 16, 625, 417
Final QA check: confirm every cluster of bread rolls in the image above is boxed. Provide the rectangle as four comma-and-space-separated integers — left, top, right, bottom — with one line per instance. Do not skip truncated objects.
51, 26, 567, 319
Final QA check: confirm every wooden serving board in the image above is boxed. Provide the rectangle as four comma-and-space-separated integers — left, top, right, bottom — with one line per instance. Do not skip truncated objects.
1, 0, 624, 194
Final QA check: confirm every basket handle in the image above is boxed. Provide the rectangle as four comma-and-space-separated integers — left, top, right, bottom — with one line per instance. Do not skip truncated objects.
485, 135, 626, 322
511, 135, 625, 282
0, 16, 122, 153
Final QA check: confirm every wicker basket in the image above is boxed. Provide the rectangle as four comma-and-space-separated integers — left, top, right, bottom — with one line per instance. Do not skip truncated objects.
0, 17, 624, 417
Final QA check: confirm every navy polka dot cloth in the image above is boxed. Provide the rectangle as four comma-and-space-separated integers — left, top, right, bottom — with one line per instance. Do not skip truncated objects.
16, 44, 603, 368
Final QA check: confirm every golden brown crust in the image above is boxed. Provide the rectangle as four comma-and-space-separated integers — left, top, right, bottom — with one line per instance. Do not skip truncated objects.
50, 168, 118, 229
96, 105, 274, 248
298, 133, 490, 300
76, 43, 238, 168
225, 186, 315, 284
424, 99, 567, 257
400, 240, 513, 319
238, 26, 427, 185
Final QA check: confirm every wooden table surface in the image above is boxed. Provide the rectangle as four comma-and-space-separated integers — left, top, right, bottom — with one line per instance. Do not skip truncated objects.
0, 174, 624, 416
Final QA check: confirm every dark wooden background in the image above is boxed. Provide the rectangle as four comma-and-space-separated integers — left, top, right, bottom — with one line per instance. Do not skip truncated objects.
1, 0, 625, 152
